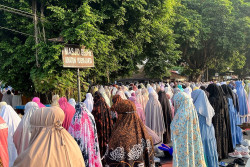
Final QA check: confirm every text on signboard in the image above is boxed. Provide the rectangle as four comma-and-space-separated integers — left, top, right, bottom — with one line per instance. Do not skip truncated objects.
64, 47, 92, 57
65, 57, 93, 64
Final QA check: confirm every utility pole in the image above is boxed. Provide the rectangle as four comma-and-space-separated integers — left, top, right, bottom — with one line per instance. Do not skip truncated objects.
77, 68, 81, 103
206, 67, 208, 82
32, 0, 39, 67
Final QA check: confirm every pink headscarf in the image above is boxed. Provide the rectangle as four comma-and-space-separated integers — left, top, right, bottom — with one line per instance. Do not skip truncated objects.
58, 97, 76, 130
133, 86, 138, 92
129, 93, 145, 124
32, 97, 45, 108
0, 116, 9, 167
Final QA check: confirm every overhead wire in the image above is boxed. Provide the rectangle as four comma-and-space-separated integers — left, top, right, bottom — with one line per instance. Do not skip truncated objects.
0, 4, 43, 20
0, 3, 44, 38
0, 25, 35, 37
0, 7, 33, 19
0, 4, 33, 16
0, 3, 46, 68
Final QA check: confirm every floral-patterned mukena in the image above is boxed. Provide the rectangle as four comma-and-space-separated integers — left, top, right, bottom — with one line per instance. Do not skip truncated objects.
171, 92, 206, 167
69, 103, 102, 167
104, 100, 154, 167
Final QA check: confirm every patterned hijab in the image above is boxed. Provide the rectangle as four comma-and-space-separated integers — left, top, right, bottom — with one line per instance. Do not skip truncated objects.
92, 92, 113, 157
110, 95, 123, 112
171, 92, 206, 166
68, 103, 102, 167
105, 100, 154, 167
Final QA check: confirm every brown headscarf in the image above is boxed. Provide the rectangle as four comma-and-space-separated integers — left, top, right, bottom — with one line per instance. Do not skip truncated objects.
105, 100, 154, 167
110, 95, 123, 111
13, 107, 85, 167
110, 95, 123, 123
92, 92, 113, 158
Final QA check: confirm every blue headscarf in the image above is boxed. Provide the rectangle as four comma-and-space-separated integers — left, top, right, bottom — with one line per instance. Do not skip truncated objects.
177, 85, 184, 92
191, 89, 215, 126
235, 81, 249, 116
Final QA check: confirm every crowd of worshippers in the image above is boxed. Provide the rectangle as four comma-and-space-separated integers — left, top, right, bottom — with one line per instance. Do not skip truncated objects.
0, 80, 250, 167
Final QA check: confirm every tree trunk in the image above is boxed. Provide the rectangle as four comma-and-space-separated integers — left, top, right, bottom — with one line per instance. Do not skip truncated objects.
40, 1, 46, 42
106, 67, 110, 83
191, 69, 205, 82
32, 0, 39, 67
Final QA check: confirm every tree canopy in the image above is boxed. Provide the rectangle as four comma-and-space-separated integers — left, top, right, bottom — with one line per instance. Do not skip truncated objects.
0, 0, 249, 98
173, 0, 250, 81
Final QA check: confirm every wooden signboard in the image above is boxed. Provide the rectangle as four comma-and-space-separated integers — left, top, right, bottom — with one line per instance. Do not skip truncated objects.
62, 44, 94, 68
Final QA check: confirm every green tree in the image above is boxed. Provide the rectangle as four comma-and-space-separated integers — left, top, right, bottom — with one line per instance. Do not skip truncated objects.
174, 0, 250, 81
0, 0, 180, 99
142, 0, 181, 80
0, 1, 35, 96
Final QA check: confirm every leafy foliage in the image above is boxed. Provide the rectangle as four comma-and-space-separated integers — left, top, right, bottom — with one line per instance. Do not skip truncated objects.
173, 0, 250, 81
0, 0, 249, 100
0, 0, 180, 98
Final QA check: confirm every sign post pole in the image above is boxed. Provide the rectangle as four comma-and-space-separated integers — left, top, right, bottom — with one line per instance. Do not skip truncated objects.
77, 68, 81, 103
